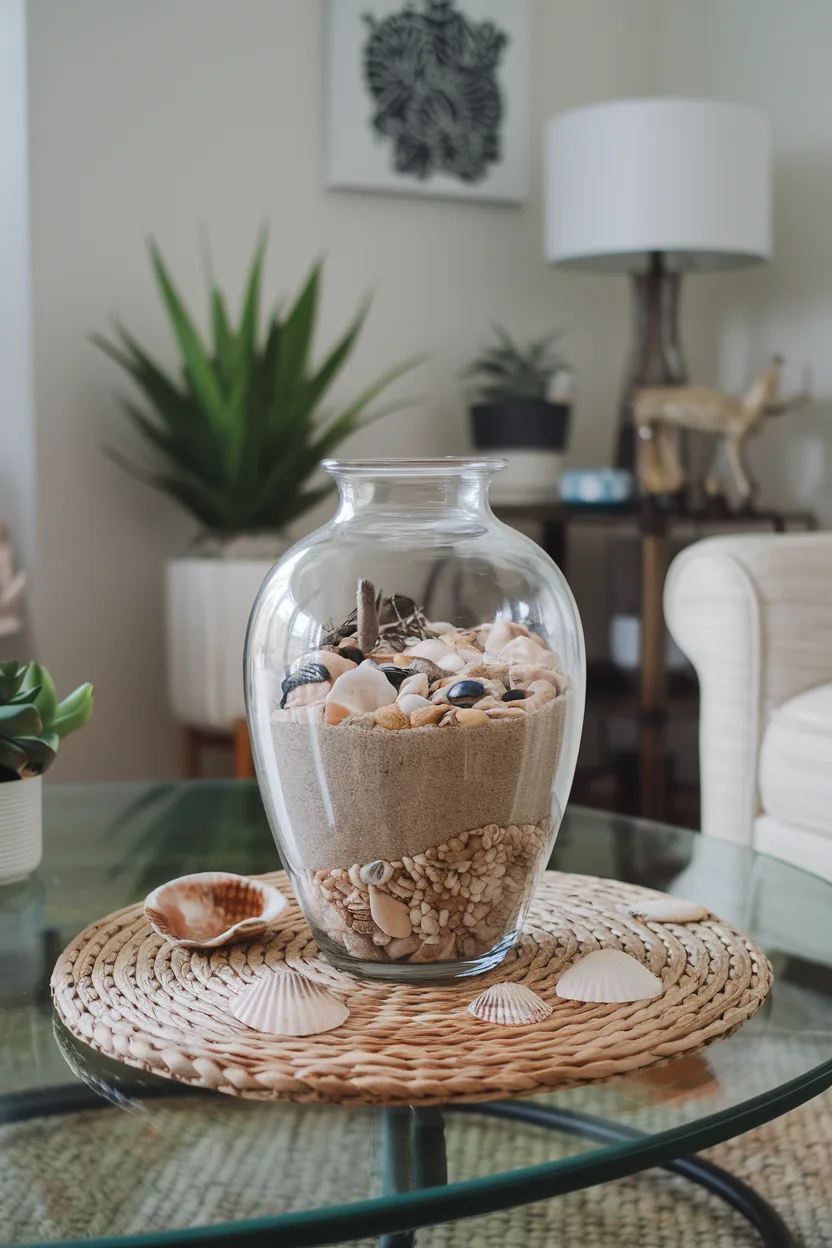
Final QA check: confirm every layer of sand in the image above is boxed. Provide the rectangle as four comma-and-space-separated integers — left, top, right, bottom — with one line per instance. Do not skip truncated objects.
270, 694, 567, 870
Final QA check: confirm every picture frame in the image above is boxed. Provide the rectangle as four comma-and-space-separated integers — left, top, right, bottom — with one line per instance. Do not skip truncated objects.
326, 0, 530, 204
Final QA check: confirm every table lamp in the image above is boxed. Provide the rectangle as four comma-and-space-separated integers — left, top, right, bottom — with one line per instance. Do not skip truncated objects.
544, 98, 772, 469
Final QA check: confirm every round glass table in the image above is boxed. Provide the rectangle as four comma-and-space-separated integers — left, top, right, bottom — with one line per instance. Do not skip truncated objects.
1, 782, 831, 1248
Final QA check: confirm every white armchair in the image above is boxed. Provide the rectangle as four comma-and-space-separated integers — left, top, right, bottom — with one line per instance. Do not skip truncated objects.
665, 532, 832, 883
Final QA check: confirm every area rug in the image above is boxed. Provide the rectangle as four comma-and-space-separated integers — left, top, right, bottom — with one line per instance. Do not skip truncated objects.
1, 1089, 829, 1246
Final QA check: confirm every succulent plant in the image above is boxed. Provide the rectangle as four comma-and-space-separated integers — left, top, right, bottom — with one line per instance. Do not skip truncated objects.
0, 661, 93, 781
465, 326, 570, 404
93, 234, 422, 542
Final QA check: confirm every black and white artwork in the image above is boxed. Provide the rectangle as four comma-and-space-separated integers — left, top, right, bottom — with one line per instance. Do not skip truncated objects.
327, 0, 530, 203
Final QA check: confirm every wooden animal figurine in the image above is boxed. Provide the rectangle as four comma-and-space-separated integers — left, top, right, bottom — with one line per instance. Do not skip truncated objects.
634, 356, 811, 505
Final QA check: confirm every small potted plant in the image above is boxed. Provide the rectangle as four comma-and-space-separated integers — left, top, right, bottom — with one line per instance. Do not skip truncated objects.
94, 235, 420, 733
0, 662, 93, 883
465, 326, 572, 505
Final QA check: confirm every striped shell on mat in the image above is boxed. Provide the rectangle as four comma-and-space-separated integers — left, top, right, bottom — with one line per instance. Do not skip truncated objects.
231, 966, 349, 1037
555, 949, 664, 1003
50, 870, 774, 1108
468, 982, 553, 1026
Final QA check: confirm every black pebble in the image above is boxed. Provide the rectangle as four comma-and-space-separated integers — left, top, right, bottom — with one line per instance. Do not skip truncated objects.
379, 665, 409, 690
447, 679, 486, 706
280, 663, 331, 709
502, 689, 528, 703
339, 646, 364, 664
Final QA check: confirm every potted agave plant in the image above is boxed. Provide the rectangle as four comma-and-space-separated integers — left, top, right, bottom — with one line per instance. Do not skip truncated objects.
0, 661, 93, 883
466, 326, 572, 505
94, 235, 419, 732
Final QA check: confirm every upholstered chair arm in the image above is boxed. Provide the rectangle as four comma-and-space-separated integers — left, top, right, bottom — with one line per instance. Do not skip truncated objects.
664, 533, 832, 845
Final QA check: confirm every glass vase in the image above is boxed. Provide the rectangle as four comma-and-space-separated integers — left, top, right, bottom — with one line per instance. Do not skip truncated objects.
245, 459, 585, 981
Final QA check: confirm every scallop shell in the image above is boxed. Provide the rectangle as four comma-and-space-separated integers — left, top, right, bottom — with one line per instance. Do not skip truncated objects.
628, 898, 709, 924
144, 872, 288, 948
556, 949, 663, 1003
231, 966, 349, 1036
468, 982, 553, 1026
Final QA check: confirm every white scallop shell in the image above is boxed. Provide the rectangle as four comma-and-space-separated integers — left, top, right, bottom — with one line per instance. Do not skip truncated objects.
231, 966, 349, 1036
468, 982, 553, 1026
627, 898, 709, 924
556, 949, 663, 1003
144, 872, 288, 948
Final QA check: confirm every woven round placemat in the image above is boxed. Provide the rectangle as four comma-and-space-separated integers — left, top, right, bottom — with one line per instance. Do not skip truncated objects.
50, 871, 773, 1107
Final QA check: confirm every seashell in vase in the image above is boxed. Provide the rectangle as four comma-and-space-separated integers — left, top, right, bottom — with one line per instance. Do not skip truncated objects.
144, 872, 288, 948
231, 965, 349, 1036
468, 981, 553, 1026
556, 949, 663, 1003
627, 898, 709, 924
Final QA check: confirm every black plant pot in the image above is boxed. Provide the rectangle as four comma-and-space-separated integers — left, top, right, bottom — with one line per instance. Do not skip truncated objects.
469, 400, 572, 504
470, 399, 571, 452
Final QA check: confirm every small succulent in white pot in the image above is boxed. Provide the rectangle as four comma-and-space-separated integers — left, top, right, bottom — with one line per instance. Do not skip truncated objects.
0, 661, 93, 884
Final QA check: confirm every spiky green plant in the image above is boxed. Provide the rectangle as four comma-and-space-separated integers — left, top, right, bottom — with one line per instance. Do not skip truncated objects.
0, 661, 93, 781
93, 235, 422, 541
465, 326, 569, 403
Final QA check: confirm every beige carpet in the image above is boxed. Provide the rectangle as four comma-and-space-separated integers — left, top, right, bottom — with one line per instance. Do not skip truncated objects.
1, 1089, 830, 1246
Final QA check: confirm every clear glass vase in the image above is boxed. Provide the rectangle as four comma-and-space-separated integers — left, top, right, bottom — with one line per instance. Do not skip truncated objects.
245, 459, 585, 981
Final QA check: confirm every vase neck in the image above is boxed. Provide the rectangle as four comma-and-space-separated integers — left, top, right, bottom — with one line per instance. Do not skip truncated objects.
323, 459, 504, 525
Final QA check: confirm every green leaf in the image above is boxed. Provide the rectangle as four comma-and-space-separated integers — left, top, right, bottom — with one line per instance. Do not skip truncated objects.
10, 735, 58, 774
0, 704, 43, 737
149, 242, 228, 443
19, 662, 58, 726
274, 262, 320, 407
0, 740, 29, 778
313, 355, 425, 459
227, 229, 267, 475
52, 683, 94, 739
0, 662, 26, 702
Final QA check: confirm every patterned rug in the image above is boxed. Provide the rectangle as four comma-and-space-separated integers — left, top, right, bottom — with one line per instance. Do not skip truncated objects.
1, 1088, 830, 1246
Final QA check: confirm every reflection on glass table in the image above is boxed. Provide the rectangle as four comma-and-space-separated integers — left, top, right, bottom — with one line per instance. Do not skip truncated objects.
0, 783, 830, 1248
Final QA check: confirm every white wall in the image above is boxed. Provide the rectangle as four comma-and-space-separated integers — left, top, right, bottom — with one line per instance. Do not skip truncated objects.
658, 0, 832, 523
26, 0, 657, 780
0, 0, 37, 638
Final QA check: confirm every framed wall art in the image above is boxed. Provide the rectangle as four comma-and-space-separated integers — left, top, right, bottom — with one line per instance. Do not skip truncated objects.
326, 0, 530, 204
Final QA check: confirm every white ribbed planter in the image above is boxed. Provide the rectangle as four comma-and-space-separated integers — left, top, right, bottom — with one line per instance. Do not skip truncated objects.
165, 556, 279, 731
0, 777, 42, 884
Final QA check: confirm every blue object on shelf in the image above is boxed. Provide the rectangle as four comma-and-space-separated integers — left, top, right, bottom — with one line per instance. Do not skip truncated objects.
560, 468, 633, 505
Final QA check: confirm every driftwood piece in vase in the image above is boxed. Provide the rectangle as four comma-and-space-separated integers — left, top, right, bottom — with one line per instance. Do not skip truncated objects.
0, 525, 26, 639
634, 356, 812, 506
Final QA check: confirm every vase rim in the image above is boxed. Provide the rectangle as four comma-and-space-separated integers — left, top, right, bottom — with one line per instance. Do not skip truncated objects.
321, 456, 507, 478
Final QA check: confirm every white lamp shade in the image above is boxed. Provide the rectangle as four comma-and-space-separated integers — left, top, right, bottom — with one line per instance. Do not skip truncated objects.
545, 98, 772, 273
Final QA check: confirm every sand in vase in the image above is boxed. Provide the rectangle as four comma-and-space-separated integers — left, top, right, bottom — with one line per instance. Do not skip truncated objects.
269, 694, 567, 965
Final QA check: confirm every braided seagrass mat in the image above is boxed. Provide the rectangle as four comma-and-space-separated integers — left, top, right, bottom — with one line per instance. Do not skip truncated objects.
50, 870, 773, 1107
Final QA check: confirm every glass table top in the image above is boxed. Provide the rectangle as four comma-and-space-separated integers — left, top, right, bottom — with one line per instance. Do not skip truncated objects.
1, 782, 831, 1247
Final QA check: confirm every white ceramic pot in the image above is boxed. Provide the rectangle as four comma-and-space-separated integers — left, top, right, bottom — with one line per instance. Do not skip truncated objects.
0, 777, 42, 884
166, 555, 280, 731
